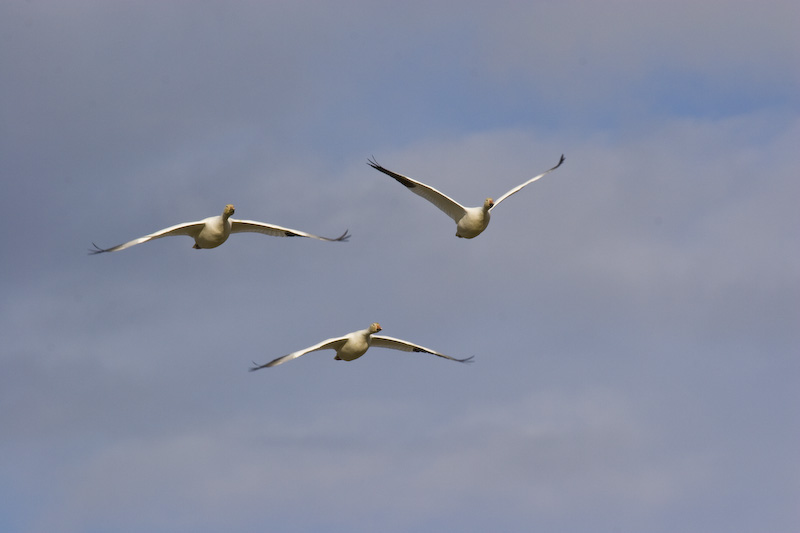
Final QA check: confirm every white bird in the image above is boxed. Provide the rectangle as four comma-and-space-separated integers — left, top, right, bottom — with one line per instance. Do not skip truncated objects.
90, 204, 349, 253
249, 322, 473, 369
368, 154, 565, 238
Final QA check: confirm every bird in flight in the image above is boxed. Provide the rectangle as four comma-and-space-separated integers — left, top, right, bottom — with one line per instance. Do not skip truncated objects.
90, 204, 349, 253
368, 154, 565, 238
250, 322, 473, 369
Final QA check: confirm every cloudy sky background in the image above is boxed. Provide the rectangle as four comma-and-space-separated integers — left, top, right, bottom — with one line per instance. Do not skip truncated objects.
2, 1, 798, 531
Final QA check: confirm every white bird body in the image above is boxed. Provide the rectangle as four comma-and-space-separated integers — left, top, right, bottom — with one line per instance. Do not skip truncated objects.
193, 210, 233, 249
368, 154, 564, 238
456, 204, 492, 239
250, 323, 473, 369
332, 327, 374, 361
90, 204, 349, 253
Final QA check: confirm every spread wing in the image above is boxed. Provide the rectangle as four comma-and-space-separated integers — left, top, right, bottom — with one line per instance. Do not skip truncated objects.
231, 220, 349, 242
249, 336, 348, 370
371, 335, 474, 363
490, 154, 565, 211
89, 221, 204, 254
368, 157, 467, 223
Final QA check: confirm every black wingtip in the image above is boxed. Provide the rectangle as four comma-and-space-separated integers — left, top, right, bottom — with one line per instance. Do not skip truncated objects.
367, 159, 416, 188
553, 154, 565, 170
249, 361, 263, 372
88, 242, 107, 255
335, 229, 351, 242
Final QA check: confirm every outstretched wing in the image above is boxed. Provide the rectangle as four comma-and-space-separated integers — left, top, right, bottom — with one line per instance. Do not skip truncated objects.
368, 157, 467, 223
231, 220, 349, 242
89, 221, 204, 254
249, 336, 348, 370
490, 154, 565, 211
371, 335, 474, 363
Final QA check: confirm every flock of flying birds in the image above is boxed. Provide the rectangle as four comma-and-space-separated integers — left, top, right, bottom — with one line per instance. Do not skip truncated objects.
92, 154, 565, 369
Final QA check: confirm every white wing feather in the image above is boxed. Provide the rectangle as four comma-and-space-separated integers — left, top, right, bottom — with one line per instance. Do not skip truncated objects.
371, 335, 474, 363
368, 157, 467, 223
231, 220, 349, 241
249, 336, 349, 370
490, 154, 565, 211
90, 221, 204, 254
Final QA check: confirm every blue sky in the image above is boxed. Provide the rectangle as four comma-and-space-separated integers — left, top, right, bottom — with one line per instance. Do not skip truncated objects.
1, 1, 798, 532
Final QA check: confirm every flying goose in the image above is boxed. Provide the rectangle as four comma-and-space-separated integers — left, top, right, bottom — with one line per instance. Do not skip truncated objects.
249, 323, 473, 369
368, 154, 564, 238
90, 204, 349, 253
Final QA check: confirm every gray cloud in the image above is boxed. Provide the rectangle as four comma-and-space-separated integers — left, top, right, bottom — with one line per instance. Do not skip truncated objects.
1, 1, 798, 532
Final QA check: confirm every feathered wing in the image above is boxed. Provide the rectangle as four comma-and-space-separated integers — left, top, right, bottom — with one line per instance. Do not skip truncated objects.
371, 335, 474, 363
249, 336, 348, 370
231, 220, 349, 242
89, 221, 205, 254
368, 157, 467, 223
490, 154, 565, 211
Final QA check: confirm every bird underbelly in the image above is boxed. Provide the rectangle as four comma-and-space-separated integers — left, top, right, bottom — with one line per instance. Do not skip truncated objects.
456, 216, 489, 239
194, 229, 229, 249
334, 342, 369, 361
